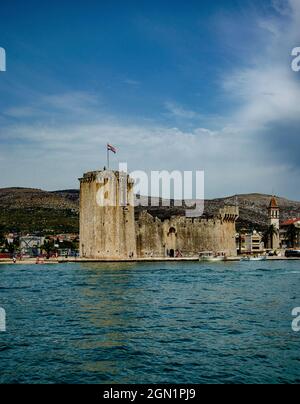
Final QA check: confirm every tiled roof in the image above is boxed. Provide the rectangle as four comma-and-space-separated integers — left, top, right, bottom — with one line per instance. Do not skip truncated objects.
281, 218, 300, 226
269, 196, 278, 208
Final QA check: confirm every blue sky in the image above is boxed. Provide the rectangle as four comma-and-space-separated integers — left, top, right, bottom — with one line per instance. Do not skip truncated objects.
0, 0, 300, 199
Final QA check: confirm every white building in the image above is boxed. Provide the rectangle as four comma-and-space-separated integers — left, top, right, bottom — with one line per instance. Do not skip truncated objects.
20, 236, 45, 256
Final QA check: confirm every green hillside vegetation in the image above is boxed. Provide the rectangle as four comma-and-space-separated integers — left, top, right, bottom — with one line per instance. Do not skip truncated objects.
1, 187, 300, 234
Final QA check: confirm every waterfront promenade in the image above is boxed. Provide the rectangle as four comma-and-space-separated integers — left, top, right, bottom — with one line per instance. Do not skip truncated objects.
0, 256, 299, 265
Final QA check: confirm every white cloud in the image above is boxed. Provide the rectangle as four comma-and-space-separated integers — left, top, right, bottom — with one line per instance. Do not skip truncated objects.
3, 91, 103, 120
164, 101, 201, 120
223, 66, 300, 131
123, 79, 140, 86
220, 0, 300, 132
0, 94, 290, 198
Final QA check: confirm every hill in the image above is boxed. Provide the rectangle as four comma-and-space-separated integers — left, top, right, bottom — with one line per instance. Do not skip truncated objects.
0, 188, 79, 233
0, 187, 300, 233
210, 194, 300, 231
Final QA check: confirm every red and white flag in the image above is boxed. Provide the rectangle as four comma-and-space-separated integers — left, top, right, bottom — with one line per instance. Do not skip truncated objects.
107, 143, 117, 154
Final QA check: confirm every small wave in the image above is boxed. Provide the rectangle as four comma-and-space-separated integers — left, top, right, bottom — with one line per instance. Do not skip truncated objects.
254, 268, 274, 272
0, 286, 31, 290
254, 267, 290, 273
0, 344, 12, 352
227, 329, 243, 335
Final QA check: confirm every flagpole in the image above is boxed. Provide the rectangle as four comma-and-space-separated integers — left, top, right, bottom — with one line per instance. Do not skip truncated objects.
107, 144, 109, 170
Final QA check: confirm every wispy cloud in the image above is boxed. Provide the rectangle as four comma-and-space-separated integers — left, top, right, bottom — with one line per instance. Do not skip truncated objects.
1, 91, 105, 124
164, 101, 201, 120
123, 79, 140, 86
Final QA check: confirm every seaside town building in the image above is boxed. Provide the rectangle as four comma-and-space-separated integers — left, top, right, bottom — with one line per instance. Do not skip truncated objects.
19, 235, 45, 256
280, 218, 300, 249
239, 231, 264, 254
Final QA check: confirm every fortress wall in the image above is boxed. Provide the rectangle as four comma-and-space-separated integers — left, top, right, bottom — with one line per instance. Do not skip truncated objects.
136, 207, 238, 258
136, 211, 165, 257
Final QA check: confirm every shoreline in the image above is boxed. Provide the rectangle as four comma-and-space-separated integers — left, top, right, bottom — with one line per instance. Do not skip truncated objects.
1, 256, 300, 265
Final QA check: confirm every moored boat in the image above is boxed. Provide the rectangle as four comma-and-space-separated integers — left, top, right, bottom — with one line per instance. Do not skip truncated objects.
240, 255, 267, 262
199, 251, 226, 262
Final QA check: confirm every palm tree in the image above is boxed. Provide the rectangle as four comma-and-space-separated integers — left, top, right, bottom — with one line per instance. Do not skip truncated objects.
286, 224, 298, 248
263, 224, 279, 249
262, 231, 269, 248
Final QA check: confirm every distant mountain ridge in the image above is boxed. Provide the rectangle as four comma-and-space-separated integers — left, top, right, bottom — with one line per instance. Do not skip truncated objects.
0, 187, 79, 233
0, 187, 300, 233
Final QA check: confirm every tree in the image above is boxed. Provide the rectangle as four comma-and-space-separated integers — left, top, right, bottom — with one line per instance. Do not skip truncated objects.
262, 231, 269, 248
41, 241, 54, 257
0, 228, 5, 247
286, 224, 299, 248
263, 224, 279, 249
7, 243, 16, 255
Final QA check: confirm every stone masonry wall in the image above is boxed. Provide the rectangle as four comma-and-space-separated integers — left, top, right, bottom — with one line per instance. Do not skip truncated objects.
136, 207, 238, 258
79, 171, 136, 259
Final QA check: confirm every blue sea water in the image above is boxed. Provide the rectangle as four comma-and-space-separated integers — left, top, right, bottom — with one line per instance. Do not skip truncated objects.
0, 261, 300, 384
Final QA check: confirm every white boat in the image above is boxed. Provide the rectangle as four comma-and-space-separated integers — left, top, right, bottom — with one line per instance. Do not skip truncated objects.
240, 255, 267, 262
199, 251, 226, 262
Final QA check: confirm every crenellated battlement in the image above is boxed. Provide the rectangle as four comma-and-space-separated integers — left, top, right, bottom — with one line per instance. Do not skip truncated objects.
79, 170, 133, 184
218, 206, 239, 222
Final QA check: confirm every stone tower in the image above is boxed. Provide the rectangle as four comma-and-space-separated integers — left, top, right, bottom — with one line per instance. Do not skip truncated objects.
268, 196, 280, 250
79, 170, 137, 259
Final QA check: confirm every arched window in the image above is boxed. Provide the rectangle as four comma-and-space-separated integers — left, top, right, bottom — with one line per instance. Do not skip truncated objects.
169, 227, 176, 235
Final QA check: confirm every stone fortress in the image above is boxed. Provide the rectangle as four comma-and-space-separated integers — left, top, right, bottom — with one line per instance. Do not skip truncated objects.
79, 169, 239, 260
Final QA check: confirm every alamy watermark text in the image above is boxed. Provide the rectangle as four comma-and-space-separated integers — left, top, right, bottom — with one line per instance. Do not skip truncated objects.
0, 47, 6, 72
0, 307, 6, 332
292, 307, 300, 332
95, 163, 205, 217
291, 47, 300, 72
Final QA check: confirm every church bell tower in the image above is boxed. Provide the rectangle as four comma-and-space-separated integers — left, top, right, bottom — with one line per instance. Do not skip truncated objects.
268, 196, 280, 250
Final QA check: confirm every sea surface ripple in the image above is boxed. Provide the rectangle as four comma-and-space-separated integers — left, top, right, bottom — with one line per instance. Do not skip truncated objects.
0, 261, 300, 384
